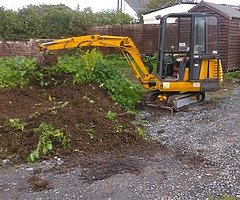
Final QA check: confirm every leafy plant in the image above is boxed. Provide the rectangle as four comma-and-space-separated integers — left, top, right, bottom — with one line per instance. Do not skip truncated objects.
53, 55, 82, 74
86, 124, 95, 140
106, 111, 117, 121
81, 49, 103, 72
74, 49, 103, 84
136, 127, 149, 140
48, 101, 69, 114
8, 118, 26, 131
114, 124, 124, 133
28, 122, 69, 163
0, 57, 37, 88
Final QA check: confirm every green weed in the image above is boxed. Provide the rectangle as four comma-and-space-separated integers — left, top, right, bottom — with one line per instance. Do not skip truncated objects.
8, 118, 26, 131
136, 127, 149, 140
28, 122, 69, 163
81, 49, 103, 72
86, 124, 95, 140
106, 111, 117, 121
114, 124, 124, 133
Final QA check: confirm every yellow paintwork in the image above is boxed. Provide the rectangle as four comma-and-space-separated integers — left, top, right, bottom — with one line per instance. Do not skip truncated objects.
199, 59, 223, 82
183, 68, 189, 81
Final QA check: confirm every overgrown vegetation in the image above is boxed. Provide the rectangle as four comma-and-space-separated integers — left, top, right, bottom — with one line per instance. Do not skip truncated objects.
0, 5, 133, 41
53, 50, 144, 109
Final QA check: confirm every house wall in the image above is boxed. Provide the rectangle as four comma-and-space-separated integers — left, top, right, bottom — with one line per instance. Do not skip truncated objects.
190, 5, 239, 72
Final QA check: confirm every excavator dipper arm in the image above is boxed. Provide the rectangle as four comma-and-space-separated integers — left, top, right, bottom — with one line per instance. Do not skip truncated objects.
38, 35, 159, 89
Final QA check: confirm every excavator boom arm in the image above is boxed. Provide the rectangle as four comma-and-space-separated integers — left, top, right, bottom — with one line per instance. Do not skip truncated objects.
39, 35, 158, 88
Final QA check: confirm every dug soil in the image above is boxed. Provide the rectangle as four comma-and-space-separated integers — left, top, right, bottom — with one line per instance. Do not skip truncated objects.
0, 74, 160, 164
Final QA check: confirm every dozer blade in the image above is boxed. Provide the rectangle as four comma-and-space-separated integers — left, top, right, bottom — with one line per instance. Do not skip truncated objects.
140, 90, 175, 115
167, 92, 205, 111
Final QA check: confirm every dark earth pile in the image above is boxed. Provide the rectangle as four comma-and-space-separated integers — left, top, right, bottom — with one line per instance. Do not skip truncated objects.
0, 74, 154, 164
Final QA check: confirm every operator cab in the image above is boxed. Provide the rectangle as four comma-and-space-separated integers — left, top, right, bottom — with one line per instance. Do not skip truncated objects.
157, 13, 220, 81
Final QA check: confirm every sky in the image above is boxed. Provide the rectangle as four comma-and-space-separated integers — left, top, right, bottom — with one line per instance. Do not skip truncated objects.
1, 0, 240, 16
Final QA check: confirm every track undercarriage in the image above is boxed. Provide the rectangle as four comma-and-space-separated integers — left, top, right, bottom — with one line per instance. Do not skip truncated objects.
141, 90, 206, 113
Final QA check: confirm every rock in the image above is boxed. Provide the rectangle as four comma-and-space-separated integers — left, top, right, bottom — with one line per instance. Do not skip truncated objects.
2, 159, 10, 165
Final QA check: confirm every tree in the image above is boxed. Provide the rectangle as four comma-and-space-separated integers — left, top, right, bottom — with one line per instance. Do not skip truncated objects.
0, 7, 21, 40
68, 11, 93, 36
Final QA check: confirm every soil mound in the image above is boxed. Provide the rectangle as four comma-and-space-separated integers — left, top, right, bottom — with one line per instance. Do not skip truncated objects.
0, 75, 152, 163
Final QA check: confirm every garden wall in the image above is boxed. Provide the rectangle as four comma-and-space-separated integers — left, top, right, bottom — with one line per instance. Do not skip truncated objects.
0, 40, 38, 57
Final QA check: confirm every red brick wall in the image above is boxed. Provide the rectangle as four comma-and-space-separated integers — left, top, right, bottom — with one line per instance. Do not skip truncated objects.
0, 40, 38, 57
87, 24, 160, 55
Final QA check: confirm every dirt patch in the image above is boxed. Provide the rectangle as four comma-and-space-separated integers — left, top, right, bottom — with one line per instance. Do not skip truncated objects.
0, 74, 160, 164
27, 175, 52, 192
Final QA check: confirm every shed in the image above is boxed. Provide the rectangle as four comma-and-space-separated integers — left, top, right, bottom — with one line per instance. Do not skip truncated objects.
190, 1, 240, 71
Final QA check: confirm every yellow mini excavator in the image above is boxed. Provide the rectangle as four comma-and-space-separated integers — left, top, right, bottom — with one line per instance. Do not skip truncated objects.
38, 13, 223, 111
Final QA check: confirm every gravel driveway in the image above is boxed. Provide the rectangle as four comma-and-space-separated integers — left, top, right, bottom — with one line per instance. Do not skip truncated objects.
0, 83, 239, 200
